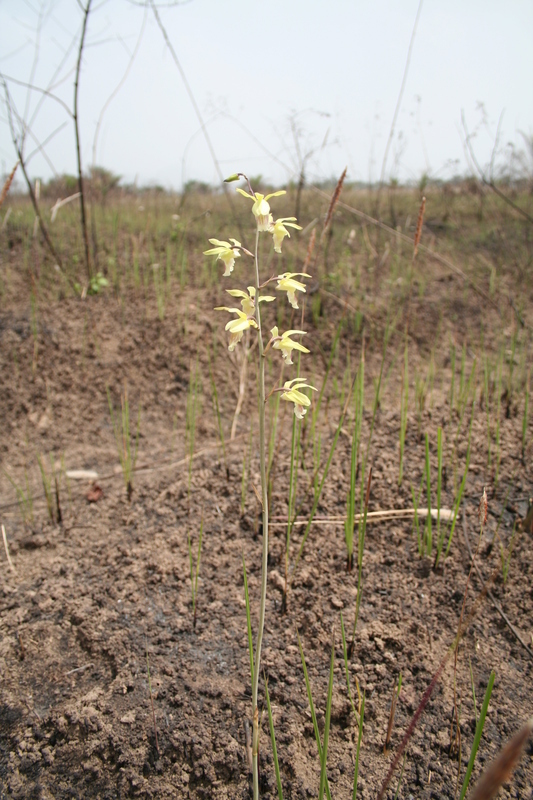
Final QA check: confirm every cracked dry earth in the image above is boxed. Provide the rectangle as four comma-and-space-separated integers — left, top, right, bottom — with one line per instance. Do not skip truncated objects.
0, 285, 532, 799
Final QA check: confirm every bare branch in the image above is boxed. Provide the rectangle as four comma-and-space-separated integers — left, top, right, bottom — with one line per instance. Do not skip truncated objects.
25, 121, 68, 171
3, 75, 63, 269
376, 0, 424, 216
0, 72, 73, 118
73, 0, 93, 278
462, 111, 533, 226
150, 0, 244, 240
92, 4, 148, 166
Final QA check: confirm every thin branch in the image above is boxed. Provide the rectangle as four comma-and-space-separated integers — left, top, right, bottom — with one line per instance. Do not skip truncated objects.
73, 0, 93, 278
0, 74, 73, 118
462, 111, 533, 226
92, 4, 147, 166
2, 77, 64, 270
25, 120, 68, 171
150, 0, 244, 239
376, 0, 424, 215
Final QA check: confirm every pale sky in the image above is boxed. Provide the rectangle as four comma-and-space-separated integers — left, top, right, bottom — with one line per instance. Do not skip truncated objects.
0, 0, 532, 190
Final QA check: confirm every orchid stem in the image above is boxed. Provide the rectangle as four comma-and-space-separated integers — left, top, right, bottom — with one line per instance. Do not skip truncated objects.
252, 226, 269, 800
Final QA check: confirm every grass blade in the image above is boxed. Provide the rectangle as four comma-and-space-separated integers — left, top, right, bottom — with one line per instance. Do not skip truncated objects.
460, 670, 496, 800
352, 692, 365, 799
297, 634, 332, 800
318, 643, 335, 800
264, 678, 283, 800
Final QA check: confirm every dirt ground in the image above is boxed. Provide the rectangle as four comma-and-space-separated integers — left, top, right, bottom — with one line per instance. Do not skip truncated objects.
1, 214, 533, 799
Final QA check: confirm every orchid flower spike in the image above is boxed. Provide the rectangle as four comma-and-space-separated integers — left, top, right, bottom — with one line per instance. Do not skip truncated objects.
236, 188, 286, 231
225, 286, 275, 317
270, 217, 302, 253
275, 272, 311, 309
204, 238, 242, 276
215, 307, 259, 351
281, 378, 317, 419
270, 326, 310, 365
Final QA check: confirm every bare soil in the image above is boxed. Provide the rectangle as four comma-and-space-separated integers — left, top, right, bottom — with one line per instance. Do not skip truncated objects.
0, 243, 532, 799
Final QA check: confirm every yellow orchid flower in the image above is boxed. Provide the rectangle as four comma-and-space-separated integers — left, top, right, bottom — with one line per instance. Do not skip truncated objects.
280, 378, 317, 419
270, 326, 310, 365
270, 217, 302, 253
225, 286, 275, 317
275, 272, 311, 309
204, 238, 241, 276
236, 188, 286, 231
215, 306, 259, 351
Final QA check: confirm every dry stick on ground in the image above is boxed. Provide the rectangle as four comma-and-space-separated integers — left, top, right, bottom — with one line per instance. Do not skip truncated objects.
73, 0, 93, 280
269, 507, 455, 528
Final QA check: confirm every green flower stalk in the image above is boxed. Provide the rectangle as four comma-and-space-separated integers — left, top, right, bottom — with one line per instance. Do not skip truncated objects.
205, 173, 316, 800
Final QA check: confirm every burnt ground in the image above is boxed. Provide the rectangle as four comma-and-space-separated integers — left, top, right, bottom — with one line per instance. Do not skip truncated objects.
0, 235, 532, 799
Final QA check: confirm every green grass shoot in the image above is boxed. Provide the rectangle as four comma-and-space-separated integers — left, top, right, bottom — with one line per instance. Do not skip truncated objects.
318, 643, 335, 800
283, 390, 302, 611
36, 453, 62, 524
265, 678, 284, 800
297, 634, 332, 800
106, 384, 140, 501
5, 469, 34, 526
340, 612, 361, 723
345, 357, 364, 570
186, 356, 201, 504
522, 367, 530, 463
398, 334, 409, 486
424, 432, 432, 555
459, 671, 496, 800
